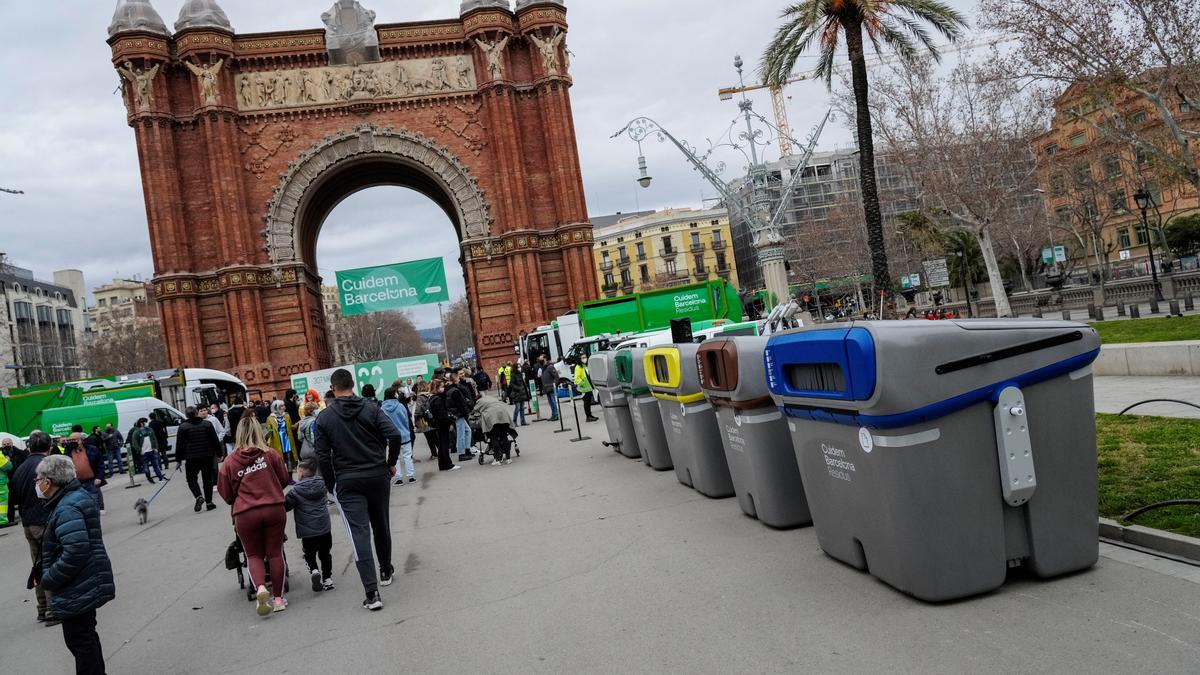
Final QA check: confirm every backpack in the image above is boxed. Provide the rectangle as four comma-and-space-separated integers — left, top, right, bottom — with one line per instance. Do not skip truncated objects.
415, 396, 433, 424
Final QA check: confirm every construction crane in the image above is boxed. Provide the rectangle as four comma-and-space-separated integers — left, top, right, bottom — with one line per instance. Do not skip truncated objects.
719, 38, 1008, 157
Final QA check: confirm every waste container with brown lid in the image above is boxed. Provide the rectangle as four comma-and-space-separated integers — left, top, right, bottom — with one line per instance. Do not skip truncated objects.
697, 336, 811, 528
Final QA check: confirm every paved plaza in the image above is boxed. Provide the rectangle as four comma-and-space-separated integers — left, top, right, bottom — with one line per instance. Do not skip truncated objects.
1094, 376, 1200, 418
3, 406, 1200, 674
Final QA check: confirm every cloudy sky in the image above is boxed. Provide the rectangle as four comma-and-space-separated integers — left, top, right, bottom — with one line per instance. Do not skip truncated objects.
0, 0, 979, 329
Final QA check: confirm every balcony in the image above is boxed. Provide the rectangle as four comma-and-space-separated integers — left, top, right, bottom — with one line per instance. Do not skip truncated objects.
717, 266, 733, 279
690, 243, 706, 254
660, 247, 678, 260
599, 260, 613, 272
602, 282, 619, 297
637, 252, 647, 261
711, 239, 727, 251
618, 256, 632, 269
620, 280, 635, 294
655, 271, 689, 286
694, 266, 710, 278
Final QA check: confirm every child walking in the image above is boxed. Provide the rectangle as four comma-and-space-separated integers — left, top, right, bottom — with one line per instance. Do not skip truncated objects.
285, 459, 334, 592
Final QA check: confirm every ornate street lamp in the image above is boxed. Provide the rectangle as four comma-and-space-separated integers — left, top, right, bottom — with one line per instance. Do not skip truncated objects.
1133, 187, 1164, 302
613, 57, 832, 313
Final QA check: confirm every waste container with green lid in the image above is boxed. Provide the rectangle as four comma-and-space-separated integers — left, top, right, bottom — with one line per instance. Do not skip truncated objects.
591, 352, 641, 459
645, 345, 734, 498
765, 320, 1102, 601
616, 349, 672, 471
697, 336, 810, 528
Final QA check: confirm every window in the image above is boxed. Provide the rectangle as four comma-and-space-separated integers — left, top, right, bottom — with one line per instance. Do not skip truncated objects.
109, 296, 119, 305
618, 246, 629, 263
1069, 132, 1087, 148
1146, 181, 1162, 206
691, 232, 701, 248
1103, 154, 1122, 179
634, 232, 642, 239
601, 251, 610, 262
712, 230, 723, 245
716, 253, 728, 270
1055, 206, 1072, 225
1135, 147, 1151, 169
56, 309, 72, 327
639, 264, 649, 282
98, 298, 107, 307
1118, 228, 1131, 249
660, 227, 669, 233
13, 301, 32, 321
36, 305, 53, 323
661, 236, 673, 253
1135, 223, 1149, 245
711, 220, 719, 226
689, 223, 698, 229
1043, 144, 1059, 156
617, 236, 624, 243
1049, 174, 1066, 194
1108, 190, 1127, 214
665, 259, 677, 275
1073, 163, 1092, 186
604, 272, 614, 286
636, 242, 645, 259
621, 270, 633, 285
693, 254, 705, 271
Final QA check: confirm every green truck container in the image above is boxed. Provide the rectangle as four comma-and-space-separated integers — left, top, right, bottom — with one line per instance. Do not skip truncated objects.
579, 280, 743, 337
0, 380, 156, 438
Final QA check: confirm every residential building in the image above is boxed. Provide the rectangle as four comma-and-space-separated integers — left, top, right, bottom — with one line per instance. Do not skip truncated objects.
1034, 82, 1200, 277
322, 284, 351, 366
591, 208, 738, 297
88, 278, 159, 337
0, 264, 87, 390
726, 149, 920, 294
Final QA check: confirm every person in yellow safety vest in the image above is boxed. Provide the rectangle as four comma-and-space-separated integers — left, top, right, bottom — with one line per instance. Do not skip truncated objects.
497, 363, 513, 403
0, 448, 12, 527
573, 354, 600, 423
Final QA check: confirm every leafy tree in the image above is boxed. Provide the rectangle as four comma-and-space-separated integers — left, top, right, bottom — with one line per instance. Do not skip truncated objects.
1165, 213, 1200, 257
759, 0, 968, 303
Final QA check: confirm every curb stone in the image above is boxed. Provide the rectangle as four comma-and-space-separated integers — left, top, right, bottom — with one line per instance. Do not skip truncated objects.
1100, 517, 1200, 564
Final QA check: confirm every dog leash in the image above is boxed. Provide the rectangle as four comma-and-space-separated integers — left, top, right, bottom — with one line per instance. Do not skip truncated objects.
145, 464, 184, 506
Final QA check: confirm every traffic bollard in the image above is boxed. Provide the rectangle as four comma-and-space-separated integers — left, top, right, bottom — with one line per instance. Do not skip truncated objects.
1117, 303, 1126, 317
1130, 304, 1141, 319
1095, 305, 1106, 321
1087, 304, 1096, 320
1150, 299, 1161, 314
1062, 309, 1071, 321
1186, 295, 1196, 312
1170, 300, 1182, 317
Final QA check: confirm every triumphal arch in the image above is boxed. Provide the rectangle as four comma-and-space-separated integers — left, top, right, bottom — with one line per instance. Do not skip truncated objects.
108, 0, 596, 392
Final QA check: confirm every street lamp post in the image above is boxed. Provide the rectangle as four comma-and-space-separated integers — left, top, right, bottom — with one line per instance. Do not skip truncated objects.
1133, 188, 1165, 302
613, 57, 832, 315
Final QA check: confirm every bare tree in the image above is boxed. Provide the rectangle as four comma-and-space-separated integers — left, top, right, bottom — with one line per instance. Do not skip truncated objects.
335, 310, 427, 364
982, 0, 1200, 195
867, 57, 1045, 317
441, 298, 474, 359
81, 319, 168, 377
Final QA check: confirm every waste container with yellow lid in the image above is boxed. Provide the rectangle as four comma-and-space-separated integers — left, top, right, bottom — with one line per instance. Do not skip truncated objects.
591, 352, 641, 459
615, 349, 672, 470
646, 344, 734, 498
697, 336, 811, 528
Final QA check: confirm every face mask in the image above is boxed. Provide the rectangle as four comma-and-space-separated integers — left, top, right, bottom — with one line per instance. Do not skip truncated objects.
35, 482, 47, 500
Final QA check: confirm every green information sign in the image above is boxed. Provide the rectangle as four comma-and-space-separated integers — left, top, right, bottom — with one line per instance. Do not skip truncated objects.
354, 355, 440, 396
336, 258, 450, 316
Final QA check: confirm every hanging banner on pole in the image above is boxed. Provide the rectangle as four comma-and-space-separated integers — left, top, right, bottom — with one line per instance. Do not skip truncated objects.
336, 258, 450, 316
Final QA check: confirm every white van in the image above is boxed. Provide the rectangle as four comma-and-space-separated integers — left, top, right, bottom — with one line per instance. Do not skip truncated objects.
42, 397, 187, 454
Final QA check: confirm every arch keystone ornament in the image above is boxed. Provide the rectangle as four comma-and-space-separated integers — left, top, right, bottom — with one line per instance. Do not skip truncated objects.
109, 1, 596, 395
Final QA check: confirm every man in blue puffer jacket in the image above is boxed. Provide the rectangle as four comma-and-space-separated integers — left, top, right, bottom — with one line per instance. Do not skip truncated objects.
37, 454, 116, 675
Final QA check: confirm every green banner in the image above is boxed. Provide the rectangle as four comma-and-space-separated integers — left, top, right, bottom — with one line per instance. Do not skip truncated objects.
336, 258, 450, 316
355, 355, 440, 396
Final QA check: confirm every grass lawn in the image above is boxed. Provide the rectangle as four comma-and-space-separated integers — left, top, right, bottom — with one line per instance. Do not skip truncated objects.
1092, 313, 1200, 344
1096, 413, 1200, 538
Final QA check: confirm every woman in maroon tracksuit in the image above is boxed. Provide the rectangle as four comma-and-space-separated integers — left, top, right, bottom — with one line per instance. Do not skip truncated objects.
218, 417, 291, 616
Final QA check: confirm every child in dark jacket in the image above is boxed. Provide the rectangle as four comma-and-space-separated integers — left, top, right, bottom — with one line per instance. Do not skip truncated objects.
284, 459, 334, 592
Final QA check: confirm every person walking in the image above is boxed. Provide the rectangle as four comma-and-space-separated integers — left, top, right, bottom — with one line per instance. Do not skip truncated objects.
283, 389, 301, 430
265, 400, 298, 470
539, 355, 560, 421
447, 372, 475, 461
575, 353, 600, 423
130, 419, 166, 483
148, 413, 170, 471
285, 458, 334, 593
100, 425, 123, 479
296, 402, 321, 460
0, 445, 12, 528
218, 418, 292, 616
428, 379, 457, 472
37, 454, 117, 674
199, 406, 226, 458
472, 366, 491, 394
10, 431, 54, 624
175, 406, 223, 513
381, 387, 415, 486
497, 363, 510, 403
508, 366, 530, 426
313, 369, 404, 611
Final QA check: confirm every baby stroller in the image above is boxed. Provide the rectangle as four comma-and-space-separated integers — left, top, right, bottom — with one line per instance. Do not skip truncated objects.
225, 536, 290, 602
467, 410, 487, 453
479, 424, 521, 465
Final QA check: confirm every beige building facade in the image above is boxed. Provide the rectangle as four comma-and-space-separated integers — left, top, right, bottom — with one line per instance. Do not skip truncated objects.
89, 278, 159, 337
591, 208, 738, 297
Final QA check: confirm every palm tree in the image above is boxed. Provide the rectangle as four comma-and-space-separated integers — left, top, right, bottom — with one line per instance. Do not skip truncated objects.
760, 1, 967, 304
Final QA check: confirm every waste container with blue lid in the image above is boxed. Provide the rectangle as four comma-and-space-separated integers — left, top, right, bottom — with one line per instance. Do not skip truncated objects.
697, 336, 811, 528
765, 320, 1102, 601
591, 352, 641, 459
646, 345, 734, 498
616, 349, 672, 471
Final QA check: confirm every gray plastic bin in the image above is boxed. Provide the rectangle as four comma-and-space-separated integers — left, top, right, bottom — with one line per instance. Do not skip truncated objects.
590, 352, 641, 459
645, 345, 734, 498
765, 320, 1102, 601
698, 336, 811, 528
616, 349, 672, 471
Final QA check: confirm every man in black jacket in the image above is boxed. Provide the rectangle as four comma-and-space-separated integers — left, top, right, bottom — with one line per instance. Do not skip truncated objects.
226, 396, 246, 442
539, 355, 561, 421
313, 369, 404, 612
175, 407, 222, 513
446, 372, 475, 461
148, 414, 170, 470
10, 430, 54, 623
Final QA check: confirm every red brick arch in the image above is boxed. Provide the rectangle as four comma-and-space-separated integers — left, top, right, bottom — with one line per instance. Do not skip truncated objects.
109, 2, 597, 394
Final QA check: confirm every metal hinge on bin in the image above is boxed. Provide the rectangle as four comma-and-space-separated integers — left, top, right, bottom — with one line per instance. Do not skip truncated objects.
994, 386, 1036, 507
